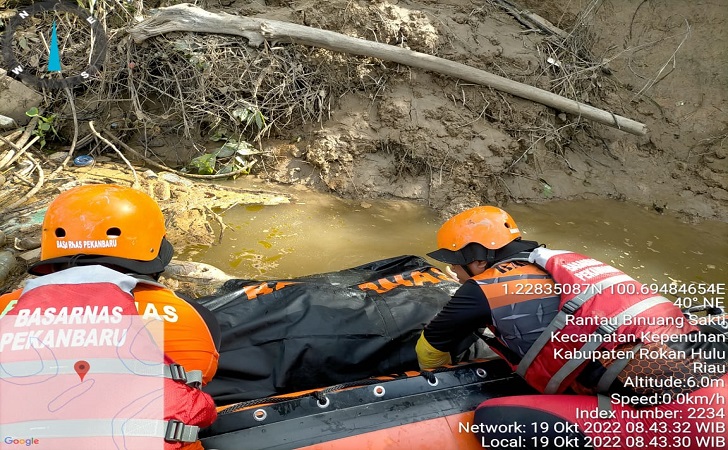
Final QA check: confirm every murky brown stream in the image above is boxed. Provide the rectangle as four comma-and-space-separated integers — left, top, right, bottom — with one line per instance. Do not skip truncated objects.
183, 188, 727, 298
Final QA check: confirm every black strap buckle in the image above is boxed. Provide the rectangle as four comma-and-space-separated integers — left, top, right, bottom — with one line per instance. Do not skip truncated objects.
561, 299, 580, 314
168, 363, 187, 382
596, 323, 618, 335
164, 419, 199, 443
165, 420, 185, 442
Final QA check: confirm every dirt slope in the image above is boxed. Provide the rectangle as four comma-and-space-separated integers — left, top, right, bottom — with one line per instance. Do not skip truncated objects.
241, 0, 727, 221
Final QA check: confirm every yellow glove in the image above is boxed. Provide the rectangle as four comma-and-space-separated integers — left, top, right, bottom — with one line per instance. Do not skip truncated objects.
415, 332, 452, 370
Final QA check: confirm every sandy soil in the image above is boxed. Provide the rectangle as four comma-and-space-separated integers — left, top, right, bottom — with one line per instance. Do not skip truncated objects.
247, 0, 727, 221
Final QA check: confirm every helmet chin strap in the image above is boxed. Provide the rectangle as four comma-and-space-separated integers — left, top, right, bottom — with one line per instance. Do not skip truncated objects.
485, 248, 496, 267
459, 248, 498, 278
459, 263, 474, 278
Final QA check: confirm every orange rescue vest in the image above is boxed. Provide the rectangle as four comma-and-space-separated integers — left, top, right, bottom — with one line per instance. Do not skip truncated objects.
474, 249, 697, 394
471, 257, 560, 360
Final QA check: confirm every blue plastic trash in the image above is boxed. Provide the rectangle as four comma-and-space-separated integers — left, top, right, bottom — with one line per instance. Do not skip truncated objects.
73, 155, 95, 167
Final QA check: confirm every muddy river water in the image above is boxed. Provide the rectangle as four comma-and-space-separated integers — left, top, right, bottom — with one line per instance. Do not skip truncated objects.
184, 185, 727, 304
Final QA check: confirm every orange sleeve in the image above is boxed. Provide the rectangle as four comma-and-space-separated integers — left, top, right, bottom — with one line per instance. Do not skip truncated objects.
132, 285, 219, 385
0, 288, 22, 319
180, 442, 205, 450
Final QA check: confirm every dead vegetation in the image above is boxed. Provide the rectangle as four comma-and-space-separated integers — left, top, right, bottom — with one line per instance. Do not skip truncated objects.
3, 0, 400, 171
4, 0, 641, 175
1, 0, 721, 238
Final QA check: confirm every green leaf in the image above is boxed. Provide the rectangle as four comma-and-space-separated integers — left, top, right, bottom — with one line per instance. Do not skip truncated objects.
173, 39, 192, 53
218, 164, 234, 174
188, 153, 217, 175
234, 141, 259, 156
254, 111, 265, 130
26, 107, 39, 117
210, 128, 230, 142
542, 183, 553, 198
232, 107, 251, 123
213, 140, 259, 158
213, 141, 239, 158
39, 122, 51, 131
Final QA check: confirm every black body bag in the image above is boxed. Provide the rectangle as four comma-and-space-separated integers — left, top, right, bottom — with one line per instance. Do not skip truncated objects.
198, 255, 458, 405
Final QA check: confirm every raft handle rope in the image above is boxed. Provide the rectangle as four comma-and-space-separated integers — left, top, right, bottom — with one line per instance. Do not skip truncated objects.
218, 378, 387, 414
219, 395, 302, 415
218, 362, 486, 415
420, 370, 439, 386
311, 390, 330, 408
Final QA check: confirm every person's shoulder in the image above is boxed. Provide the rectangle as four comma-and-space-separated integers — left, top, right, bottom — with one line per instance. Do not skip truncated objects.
132, 283, 192, 306
454, 279, 486, 298
0, 288, 23, 313
0, 288, 23, 301
131, 283, 211, 324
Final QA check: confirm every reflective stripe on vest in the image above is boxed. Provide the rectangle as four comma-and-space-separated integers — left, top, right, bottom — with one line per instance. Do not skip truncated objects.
0, 418, 199, 443
0, 358, 203, 387
475, 273, 553, 285
544, 295, 672, 393
22, 265, 139, 293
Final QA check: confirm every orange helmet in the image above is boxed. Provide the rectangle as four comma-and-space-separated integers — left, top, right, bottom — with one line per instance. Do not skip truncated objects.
30, 184, 174, 275
427, 206, 521, 265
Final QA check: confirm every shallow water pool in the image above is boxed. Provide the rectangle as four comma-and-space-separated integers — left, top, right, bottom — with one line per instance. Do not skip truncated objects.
183, 187, 726, 303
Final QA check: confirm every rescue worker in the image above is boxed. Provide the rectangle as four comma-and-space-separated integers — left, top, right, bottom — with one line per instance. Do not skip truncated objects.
417, 206, 728, 449
0, 184, 220, 449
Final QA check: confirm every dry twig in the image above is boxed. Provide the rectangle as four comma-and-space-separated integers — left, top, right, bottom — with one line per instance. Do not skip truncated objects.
0, 130, 23, 150
0, 136, 40, 170
89, 121, 139, 187
0, 154, 45, 214
630, 19, 691, 101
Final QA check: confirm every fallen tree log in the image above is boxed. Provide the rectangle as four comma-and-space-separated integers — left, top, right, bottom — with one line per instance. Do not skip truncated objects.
129, 3, 647, 136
